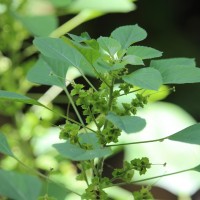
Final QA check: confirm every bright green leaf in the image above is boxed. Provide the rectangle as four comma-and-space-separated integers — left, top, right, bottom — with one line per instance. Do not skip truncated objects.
97, 37, 121, 57
0, 132, 14, 157
49, 0, 72, 8
122, 55, 144, 65
0, 170, 42, 200
68, 0, 135, 13
0, 90, 43, 107
127, 46, 163, 59
53, 133, 112, 161
168, 123, 200, 145
111, 25, 147, 49
33, 37, 95, 76
122, 68, 162, 90
15, 14, 58, 36
27, 57, 66, 88
106, 112, 146, 133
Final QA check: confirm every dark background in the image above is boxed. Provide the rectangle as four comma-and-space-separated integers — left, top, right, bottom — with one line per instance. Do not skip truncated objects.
71, 0, 200, 122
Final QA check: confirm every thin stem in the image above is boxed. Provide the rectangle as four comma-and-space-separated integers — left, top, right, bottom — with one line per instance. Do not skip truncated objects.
119, 88, 143, 97
14, 156, 81, 196
114, 167, 194, 187
80, 162, 90, 186
50, 10, 102, 38
106, 136, 167, 147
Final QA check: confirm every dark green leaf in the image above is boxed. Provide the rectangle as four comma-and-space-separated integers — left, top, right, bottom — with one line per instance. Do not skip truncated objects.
0, 132, 14, 157
97, 37, 121, 57
122, 68, 162, 90
168, 123, 200, 145
68, 0, 135, 13
0, 170, 42, 200
33, 37, 95, 76
0, 90, 43, 107
53, 133, 112, 161
193, 164, 200, 172
111, 25, 147, 49
106, 112, 146, 133
15, 14, 58, 36
127, 46, 163, 59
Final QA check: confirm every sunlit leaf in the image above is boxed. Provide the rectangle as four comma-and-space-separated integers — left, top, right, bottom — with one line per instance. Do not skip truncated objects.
49, 0, 72, 8
0, 170, 42, 200
106, 112, 146, 133
111, 25, 147, 49
122, 68, 162, 90
127, 46, 163, 59
53, 133, 112, 161
0, 132, 14, 157
68, 0, 135, 13
168, 123, 200, 145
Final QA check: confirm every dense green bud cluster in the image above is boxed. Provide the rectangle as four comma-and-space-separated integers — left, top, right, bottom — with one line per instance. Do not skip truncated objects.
133, 186, 154, 200
112, 157, 151, 183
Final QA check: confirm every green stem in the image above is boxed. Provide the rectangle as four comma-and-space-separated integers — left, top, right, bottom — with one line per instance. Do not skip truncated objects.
106, 136, 167, 147
50, 10, 102, 38
14, 156, 81, 196
114, 167, 194, 187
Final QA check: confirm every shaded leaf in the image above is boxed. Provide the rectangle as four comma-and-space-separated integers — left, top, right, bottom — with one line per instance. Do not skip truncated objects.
33, 37, 95, 76
15, 14, 58, 36
68, 0, 135, 13
27, 57, 66, 88
0, 90, 43, 107
106, 112, 146, 133
168, 123, 200, 145
127, 46, 162, 59
0, 170, 42, 200
122, 55, 144, 65
97, 37, 121, 57
111, 25, 147, 49
53, 133, 112, 161
150, 58, 196, 68
122, 68, 162, 90
0, 132, 14, 157
193, 164, 200, 172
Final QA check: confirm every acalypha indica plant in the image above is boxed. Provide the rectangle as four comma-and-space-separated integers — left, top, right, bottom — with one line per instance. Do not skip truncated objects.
1, 24, 200, 199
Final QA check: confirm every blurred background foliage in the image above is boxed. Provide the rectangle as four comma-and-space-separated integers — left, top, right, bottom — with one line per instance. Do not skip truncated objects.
0, 0, 200, 199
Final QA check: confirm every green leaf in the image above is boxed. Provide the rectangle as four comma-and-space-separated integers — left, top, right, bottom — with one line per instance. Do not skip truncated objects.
127, 46, 163, 59
122, 68, 162, 90
0, 132, 14, 157
193, 164, 200, 172
0, 90, 43, 107
53, 133, 112, 161
97, 37, 121, 57
49, 0, 72, 8
33, 37, 95, 76
150, 58, 196, 68
168, 123, 200, 145
27, 57, 66, 88
0, 170, 42, 200
15, 14, 58, 36
106, 112, 146, 133
111, 25, 147, 49
150, 58, 200, 84
68, 0, 135, 13
122, 55, 144, 65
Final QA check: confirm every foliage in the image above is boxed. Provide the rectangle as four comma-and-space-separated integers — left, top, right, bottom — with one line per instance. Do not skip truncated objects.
1, 23, 200, 199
